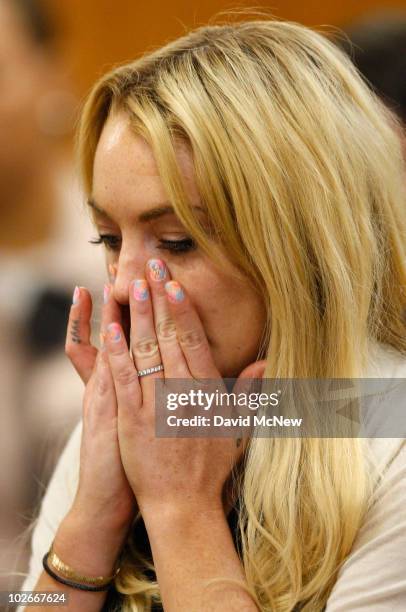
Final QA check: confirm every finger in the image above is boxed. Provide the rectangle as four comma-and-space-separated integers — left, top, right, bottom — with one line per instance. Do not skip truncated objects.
104, 321, 142, 422
232, 359, 267, 395
65, 286, 97, 384
163, 280, 219, 379
232, 359, 267, 457
103, 281, 132, 347
145, 259, 187, 378
85, 333, 117, 424
129, 279, 162, 377
108, 263, 117, 283
102, 283, 123, 332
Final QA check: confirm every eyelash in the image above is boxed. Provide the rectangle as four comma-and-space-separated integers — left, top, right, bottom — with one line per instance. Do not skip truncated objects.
88, 235, 197, 255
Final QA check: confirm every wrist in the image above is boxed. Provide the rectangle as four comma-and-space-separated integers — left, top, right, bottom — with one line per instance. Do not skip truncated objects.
53, 507, 131, 578
70, 495, 136, 533
141, 499, 226, 533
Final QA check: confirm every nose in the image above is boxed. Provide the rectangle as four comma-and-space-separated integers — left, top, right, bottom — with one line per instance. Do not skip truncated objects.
112, 250, 146, 305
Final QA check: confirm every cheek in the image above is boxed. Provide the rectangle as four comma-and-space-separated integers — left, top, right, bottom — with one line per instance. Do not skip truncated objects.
176, 267, 251, 339
165, 254, 264, 340
171, 264, 224, 337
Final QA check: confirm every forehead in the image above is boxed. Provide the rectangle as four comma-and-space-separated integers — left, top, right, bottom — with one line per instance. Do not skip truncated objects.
92, 111, 200, 216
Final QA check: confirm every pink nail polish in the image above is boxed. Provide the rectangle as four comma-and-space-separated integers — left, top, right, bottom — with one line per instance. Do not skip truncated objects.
147, 259, 167, 281
132, 279, 149, 301
108, 263, 116, 282
165, 281, 185, 303
107, 322, 121, 342
72, 286, 80, 305
103, 284, 110, 304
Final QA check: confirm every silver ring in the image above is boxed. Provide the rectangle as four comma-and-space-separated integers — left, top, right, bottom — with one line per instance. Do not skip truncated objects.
137, 364, 164, 378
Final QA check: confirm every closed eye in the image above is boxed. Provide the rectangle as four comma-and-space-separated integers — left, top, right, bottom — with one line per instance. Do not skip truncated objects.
158, 238, 197, 254
89, 234, 121, 252
89, 235, 197, 255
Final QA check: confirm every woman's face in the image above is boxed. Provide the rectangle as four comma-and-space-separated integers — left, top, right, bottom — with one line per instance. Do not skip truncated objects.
91, 111, 266, 377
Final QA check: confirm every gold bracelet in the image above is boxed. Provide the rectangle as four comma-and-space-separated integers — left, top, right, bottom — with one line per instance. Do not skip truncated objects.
48, 542, 120, 587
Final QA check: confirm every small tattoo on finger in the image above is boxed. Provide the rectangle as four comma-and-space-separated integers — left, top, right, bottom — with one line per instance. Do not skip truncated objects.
71, 319, 81, 344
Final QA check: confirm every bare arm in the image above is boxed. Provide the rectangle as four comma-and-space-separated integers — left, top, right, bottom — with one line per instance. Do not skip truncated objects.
144, 504, 259, 612
25, 508, 129, 612
21, 285, 137, 611
99, 264, 267, 611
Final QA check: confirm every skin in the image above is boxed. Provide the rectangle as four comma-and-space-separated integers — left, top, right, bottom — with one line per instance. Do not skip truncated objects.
89, 111, 266, 378
31, 111, 267, 611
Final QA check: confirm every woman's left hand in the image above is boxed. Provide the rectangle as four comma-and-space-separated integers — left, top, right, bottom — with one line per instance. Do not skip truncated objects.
102, 257, 266, 519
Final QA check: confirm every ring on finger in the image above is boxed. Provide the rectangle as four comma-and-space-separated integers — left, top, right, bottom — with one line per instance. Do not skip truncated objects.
137, 363, 164, 378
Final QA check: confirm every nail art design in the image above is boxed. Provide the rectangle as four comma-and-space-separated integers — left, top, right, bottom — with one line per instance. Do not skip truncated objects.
108, 263, 117, 283
165, 281, 185, 303
147, 259, 167, 281
103, 284, 110, 304
133, 279, 149, 301
72, 286, 80, 305
107, 322, 121, 342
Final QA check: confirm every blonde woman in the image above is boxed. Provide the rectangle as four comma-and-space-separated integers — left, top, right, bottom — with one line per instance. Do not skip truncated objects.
18, 17, 406, 612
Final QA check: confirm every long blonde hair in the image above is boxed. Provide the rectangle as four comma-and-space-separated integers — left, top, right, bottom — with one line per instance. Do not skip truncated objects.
77, 17, 406, 611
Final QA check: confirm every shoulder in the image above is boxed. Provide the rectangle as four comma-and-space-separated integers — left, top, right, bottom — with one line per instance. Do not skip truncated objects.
326, 439, 406, 610
326, 339, 406, 610
17, 419, 82, 596
325, 343, 406, 610
364, 341, 406, 377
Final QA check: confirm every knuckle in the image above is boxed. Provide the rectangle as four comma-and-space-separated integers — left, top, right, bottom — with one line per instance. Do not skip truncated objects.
156, 317, 177, 342
115, 366, 138, 388
94, 373, 110, 396
132, 336, 159, 359
179, 328, 206, 350
65, 342, 78, 359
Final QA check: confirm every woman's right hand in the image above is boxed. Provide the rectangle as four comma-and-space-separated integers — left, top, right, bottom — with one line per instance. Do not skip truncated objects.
28, 284, 136, 607
64, 284, 137, 533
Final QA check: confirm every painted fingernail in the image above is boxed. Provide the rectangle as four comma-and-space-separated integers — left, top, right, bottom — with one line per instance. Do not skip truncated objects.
165, 281, 185, 303
72, 286, 80, 305
108, 263, 117, 282
132, 279, 149, 301
103, 284, 111, 304
107, 322, 121, 342
147, 259, 167, 282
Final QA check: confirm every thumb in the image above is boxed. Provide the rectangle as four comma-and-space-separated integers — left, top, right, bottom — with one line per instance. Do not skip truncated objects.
228, 359, 267, 465
232, 359, 267, 402
237, 359, 267, 381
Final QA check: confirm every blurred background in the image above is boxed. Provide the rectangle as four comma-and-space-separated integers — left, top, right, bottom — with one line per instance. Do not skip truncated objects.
0, 0, 405, 606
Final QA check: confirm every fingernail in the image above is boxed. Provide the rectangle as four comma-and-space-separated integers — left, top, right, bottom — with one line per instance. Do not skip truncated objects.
147, 259, 167, 282
165, 281, 185, 303
132, 279, 149, 301
103, 284, 111, 304
72, 286, 80, 305
107, 322, 121, 342
108, 263, 116, 282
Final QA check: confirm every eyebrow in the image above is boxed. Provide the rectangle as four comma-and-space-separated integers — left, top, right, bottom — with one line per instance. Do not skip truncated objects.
87, 197, 204, 223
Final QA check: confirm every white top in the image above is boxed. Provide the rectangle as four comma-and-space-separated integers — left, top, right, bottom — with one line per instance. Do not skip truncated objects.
18, 343, 406, 611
